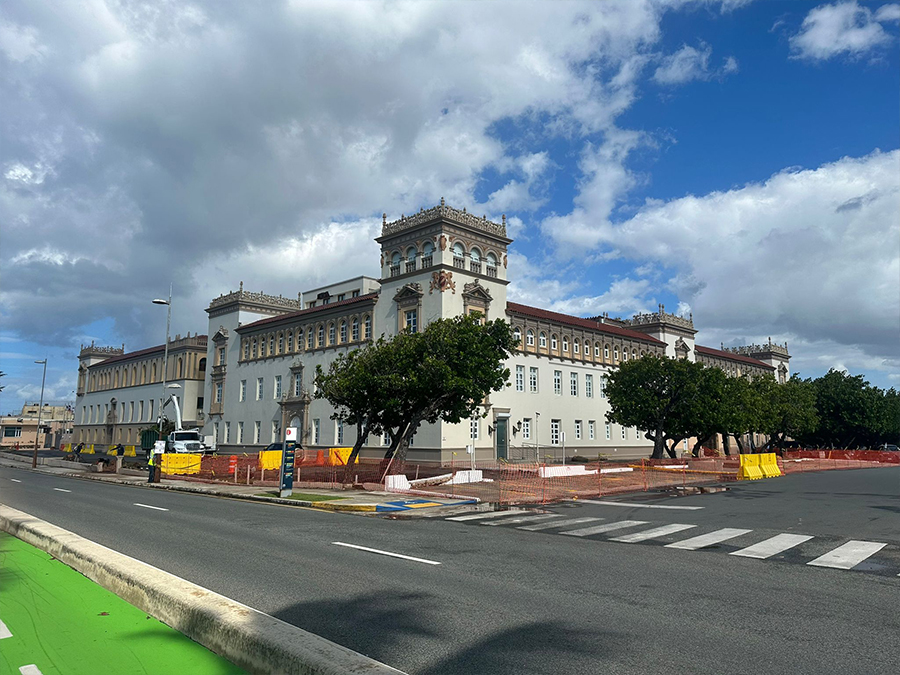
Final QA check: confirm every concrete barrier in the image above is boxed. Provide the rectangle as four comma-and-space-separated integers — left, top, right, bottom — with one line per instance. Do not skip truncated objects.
0, 505, 405, 675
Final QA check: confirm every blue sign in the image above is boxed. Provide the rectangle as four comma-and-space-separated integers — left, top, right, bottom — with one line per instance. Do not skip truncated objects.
279, 443, 296, 497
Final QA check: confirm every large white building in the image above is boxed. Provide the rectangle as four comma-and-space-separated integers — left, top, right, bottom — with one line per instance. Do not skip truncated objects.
197, 201, 790, 463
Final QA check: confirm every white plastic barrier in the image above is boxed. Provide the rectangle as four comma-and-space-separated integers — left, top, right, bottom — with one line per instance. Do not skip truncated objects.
538, 465, 598, 478
449, 469, 483, 485
384, 474, 411, 492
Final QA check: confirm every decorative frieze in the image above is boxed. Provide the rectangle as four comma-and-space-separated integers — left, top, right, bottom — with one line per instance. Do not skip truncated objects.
208, 281, 303, 312
382, 198, 507, 238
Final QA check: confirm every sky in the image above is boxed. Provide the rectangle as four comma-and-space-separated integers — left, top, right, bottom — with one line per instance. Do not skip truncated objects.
1, 0, 898, 413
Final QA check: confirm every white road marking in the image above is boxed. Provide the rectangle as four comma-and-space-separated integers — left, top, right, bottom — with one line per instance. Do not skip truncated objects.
807, 541, 887, 570
730, 533, 813, 559
481, 514, 563, 526
578, 499, 704, 511
561, 520, 648, 537
133, 503, 169, 512
0, 619, 12, 639
446, 510, 526, 521
52, 488, 71, 493
20, 666, 44, 675
666, 528, 753, 550
332, 542, 441, 566
10, 479, 22, 483
611, 523, 697, 543
519, 517, 602, 531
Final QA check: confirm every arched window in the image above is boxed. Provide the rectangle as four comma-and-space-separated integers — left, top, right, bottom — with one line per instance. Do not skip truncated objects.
452, 243, 465, 269
573, 340, 580, 354
131, 367, 137, 386
405, 247, 417, 273
513, 327, 521, 344
390, 251, 402, 276
177, 357, 184, 378
339, 321, 347, 344
287, 331, 293, 353
622, 350, 628, 362
351, 318, 360, 342
631, 349, 637, 360
562, 337, 569, 352
584, 341, 591, 359
604, 344, 610, 360
269, 335, 275, 355
614, 347, 619, 361
307, 328, 314, 349
199, 358, 206, 373
278, 332, 284, 354
259, 338, 266, 358
470, 247, 481, 261
141, 365, 146, 384
151, 363, 157, 382
364, 315, 372, 339
551, 335, 558, 351
114, 371, 119, 388
539, 332, 547, 348
242, 340, 249, 360
526, 329, 535, 347
317, 324, 325, 347
422, 241, 434, 267
486, 252, 498, 277
595, 343, 600, 357
328, 323, 336, 345
469, 247, 482, 272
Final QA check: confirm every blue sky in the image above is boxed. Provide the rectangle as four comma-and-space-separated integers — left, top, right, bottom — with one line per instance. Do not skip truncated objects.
1, 0, 898, 413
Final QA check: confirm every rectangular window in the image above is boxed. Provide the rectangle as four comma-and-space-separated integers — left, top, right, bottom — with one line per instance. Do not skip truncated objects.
218, 346, 226, 365
3, 427, 22, 438
214, 422, 220, 443
529, 367, 539, 393
337, 293, 345, 301
215, 382, 223, 403
585, 374, 593, 398
470, 418, 479, 440
129, 401, 135, 422
589, 420, 595, 440
225, 421, 230, 443
352, 290, 360, 297
550, 419, 560, 445
553, 370, 562, 395
605, 423, 611, 441
405, 309, 418, 333
270, 421, 277, 443
139, 401, 144, 423
570, 372, 578, 396
237, 421, 244, 444
294, 373, 302, 397
515, 365, 524, 392
337, 420, 344, 445
313, 419, 320, 445
522, 418, 531, 440
600, 376, 607, 399
256, 377, 263, 400
253, 421, 260, 444
575, 420, 582, 440
274, 375, 282, 399
240, 380, 247, 402
352, 320, 360, 341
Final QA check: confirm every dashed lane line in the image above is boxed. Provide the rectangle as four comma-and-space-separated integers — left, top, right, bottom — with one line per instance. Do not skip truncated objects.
518, 517, 602, 532
730, 533, 814, 559
561, 520, 648, 537
577, 499, 704, 511
10, 478, 22, 483
807, 540, 888, 570
332, 542, 442, 566
52, 488, 71, 493
666, 528, 754, 551
610, 523, 697, 543
133, 503, 169, 512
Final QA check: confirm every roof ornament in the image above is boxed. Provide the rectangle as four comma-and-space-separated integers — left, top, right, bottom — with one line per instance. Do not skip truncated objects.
502, 214, 506, 226
441, 197, 445, 206
383, 213, 386, 226
239, 281, 243, 292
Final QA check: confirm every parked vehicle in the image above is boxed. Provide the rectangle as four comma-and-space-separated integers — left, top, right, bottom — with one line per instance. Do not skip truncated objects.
263, 441, 298, 453
880, 444, 899, 452
166, 429, 203, 453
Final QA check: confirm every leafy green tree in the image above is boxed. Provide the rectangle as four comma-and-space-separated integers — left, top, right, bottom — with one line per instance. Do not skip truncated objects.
315, 314, 516, 474
719, 375, 763, 454
807, 370, 880, 448
755, 374, 818, 450
605, 354, 705, 459
685, 366, 731, 457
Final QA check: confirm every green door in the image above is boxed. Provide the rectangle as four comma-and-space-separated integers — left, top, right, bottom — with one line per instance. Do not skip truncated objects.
495, 418, 508, 460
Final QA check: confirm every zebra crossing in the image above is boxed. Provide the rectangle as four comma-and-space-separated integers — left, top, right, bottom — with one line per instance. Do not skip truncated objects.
445, 509, 898, 575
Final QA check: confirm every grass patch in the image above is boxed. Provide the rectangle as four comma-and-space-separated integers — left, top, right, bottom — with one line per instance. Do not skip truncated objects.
255, 491, 348, 502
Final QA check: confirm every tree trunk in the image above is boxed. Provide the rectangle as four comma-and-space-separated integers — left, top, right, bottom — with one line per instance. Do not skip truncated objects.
342, 423, 368, 484
733, 433, 745, 454
722, 434, 731, 456
651, 432, 665, 459
692, 435, 712, 458
665, 441, 678, 459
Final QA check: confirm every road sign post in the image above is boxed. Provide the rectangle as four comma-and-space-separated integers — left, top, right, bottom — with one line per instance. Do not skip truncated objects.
279, 427, 297, 498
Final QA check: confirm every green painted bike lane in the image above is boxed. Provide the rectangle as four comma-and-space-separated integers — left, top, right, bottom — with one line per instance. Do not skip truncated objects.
0, 532, 247, 675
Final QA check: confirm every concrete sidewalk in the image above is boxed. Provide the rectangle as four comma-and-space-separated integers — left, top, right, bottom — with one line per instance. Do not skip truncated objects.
0, 451, 478, 514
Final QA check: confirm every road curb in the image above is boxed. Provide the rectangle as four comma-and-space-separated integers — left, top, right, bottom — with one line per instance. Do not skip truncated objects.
0, 505, 406, 675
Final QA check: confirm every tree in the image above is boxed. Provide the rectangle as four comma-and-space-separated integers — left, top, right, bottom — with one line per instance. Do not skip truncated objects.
755, 374, 818, 450
315, 314, 517, 475
685, 366, 730, 457
605, 354, 705, 459
314, 339, 392, 482
808, 370, 877, 448
720, 375, 762, 454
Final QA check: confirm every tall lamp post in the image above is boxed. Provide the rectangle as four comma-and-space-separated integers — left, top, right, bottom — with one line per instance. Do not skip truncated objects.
152, 285, 173, 444
32, 359, 47, 468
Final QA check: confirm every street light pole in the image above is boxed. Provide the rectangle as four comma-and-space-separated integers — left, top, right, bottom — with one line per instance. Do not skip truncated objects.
152, 284, 172, 443
32, 359, 47, 468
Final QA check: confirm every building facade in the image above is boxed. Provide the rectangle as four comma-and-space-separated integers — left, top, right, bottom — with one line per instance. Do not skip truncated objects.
199, 201, 790, 462
73, 336, 208, 447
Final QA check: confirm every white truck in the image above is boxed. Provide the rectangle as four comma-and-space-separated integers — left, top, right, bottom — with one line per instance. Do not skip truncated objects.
162, 394, 203, 453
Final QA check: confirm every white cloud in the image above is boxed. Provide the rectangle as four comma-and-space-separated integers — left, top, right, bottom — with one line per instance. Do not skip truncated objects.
652, 43, 738, 85
790, 1, 899, 61
603, 149, 900, 368
0, 19, 48, 62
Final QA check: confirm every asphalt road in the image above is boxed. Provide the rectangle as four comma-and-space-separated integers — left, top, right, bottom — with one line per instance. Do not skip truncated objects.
1, 464, 898, 675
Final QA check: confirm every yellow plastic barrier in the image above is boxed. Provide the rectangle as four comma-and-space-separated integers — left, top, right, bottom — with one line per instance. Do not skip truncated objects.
259, 450, 283, 471
160, 453, 202, 475
83, 444, 95, 454
326, 447, 353, 466
758, 452, 782, 478
738, 454, 763, 480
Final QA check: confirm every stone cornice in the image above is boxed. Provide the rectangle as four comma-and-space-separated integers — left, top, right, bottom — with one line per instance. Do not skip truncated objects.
380, 198, 508, 240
